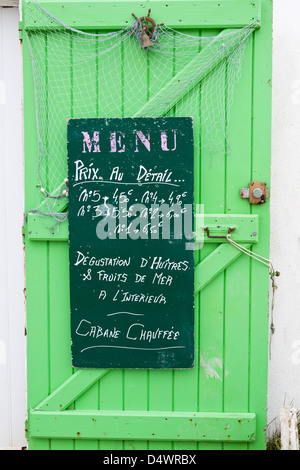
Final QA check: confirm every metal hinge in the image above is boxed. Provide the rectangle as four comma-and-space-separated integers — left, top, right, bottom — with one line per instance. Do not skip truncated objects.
19, 21, 23, 43
24, 419, 28, 439
240, 181, 269, 205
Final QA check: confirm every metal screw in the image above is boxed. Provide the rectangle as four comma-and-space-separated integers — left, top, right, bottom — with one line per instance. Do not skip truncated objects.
253, 187, 263, 199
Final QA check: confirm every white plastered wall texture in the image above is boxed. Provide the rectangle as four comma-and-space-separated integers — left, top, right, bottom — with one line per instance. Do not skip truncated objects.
267, 0, 300, 435
0, 5, 27, 449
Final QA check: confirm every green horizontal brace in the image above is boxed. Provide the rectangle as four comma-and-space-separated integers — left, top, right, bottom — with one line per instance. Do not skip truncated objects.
23, 0, 261, 31
26, 213, 258, 243
26, 213, 69, 240
202, 214, 258, 244
29, 409, 256, 442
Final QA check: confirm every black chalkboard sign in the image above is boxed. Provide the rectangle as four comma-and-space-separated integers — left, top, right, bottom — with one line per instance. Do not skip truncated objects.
67, 117, 194, 369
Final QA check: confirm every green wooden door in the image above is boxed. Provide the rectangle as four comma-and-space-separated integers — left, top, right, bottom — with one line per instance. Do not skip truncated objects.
22, 0, 273, 450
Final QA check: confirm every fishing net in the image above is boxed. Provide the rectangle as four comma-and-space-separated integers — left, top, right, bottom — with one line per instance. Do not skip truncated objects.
23, 0, 257, 230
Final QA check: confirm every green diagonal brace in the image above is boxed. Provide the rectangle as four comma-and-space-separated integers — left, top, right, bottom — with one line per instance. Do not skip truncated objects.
134, 28, 255, 118
195, 243, 251, 294
35, 369, 110, 411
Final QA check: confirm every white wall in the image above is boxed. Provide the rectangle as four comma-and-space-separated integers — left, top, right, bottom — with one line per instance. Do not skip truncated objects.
268, 0, 300, 435
0, 6, 27, 449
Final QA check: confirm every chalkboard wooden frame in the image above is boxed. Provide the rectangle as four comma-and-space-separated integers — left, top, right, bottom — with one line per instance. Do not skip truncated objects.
67, 116, 195, 369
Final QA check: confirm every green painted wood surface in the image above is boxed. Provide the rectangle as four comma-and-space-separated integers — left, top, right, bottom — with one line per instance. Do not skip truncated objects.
194, 243, 251, 294
23, 0, 261, 30
26, 213, 259, 243
29, 410, 256, 442
23, 0, 272, 451
35, 369, 110, 411
135, 28, 253, 118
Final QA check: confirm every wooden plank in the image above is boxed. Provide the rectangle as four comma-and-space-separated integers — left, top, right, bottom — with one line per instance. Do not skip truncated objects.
147, 29, 175, 452
26, 213, 259, 242
24, 240, 50, 449
172, 27, 199, 452
48, 242, 73, 449
98, 370, 124, 450
29, 409, 256, 442
95, 28, 124, 452
222, 27, 253, 451
27, 213, 69, 239
68, 28, 100, 451
122, 26, 149, 452
248, 0, 272, 450
195, 243, 251, 294
36, 369, 110, 411
23, 0, 261, 30
192, 27, 202, 452
47, 25, 72, 392
197, 28, 225, 450
135, 28, 254, 119
46, 28, 74, 451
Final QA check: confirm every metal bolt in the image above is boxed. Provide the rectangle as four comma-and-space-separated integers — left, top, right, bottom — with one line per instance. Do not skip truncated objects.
253, 187, 263, 199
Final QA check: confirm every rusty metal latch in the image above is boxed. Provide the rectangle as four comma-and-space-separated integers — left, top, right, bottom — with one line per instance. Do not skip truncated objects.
240, 181, 269, 205
204, 227, 235, 239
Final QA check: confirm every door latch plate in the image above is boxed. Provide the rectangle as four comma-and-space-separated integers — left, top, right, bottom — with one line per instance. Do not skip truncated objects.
240, 181, 269, 204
